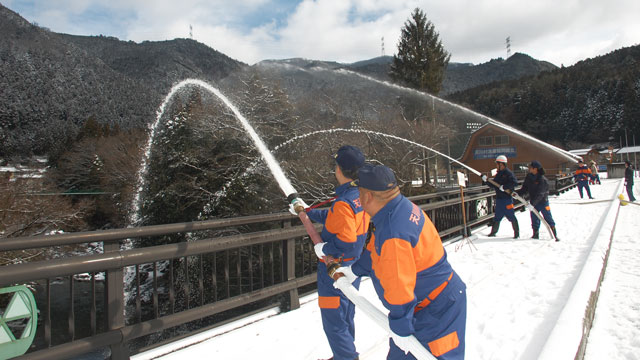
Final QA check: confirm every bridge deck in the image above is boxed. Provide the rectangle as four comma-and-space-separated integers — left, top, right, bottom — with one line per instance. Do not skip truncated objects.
133, 178, 640, 360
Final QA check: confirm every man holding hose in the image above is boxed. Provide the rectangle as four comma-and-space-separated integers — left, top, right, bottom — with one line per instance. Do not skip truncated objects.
294, 145, 370, 360
334, 164, 466, 360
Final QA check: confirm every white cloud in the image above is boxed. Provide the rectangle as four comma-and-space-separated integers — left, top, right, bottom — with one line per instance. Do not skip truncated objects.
5, 0, 639, 66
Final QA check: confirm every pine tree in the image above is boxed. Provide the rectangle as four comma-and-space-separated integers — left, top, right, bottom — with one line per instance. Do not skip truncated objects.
389, 8, 450, 95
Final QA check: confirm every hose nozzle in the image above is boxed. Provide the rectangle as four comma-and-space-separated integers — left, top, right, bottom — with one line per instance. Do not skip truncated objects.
286, 193, 299, 204
287, 192, 307, 214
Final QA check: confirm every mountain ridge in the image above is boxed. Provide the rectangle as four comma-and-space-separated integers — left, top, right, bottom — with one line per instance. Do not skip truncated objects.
0, 3, 245, 157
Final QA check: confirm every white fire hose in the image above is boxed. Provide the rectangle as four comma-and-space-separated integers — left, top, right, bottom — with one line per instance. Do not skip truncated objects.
333, 276, 437, 360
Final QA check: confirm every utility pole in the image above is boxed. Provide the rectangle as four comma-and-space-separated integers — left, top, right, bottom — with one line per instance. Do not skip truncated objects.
620, 136, 623, 162
189, 25, 193, 39
625, 128, 630, 161
422, 149, 427, 186
505, 36, 511, 59
447, 137, 452, 186
381, 36, 385, 57
634, 134, 637, 172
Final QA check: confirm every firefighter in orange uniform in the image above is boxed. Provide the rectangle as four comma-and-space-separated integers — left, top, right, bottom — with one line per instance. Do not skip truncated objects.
573, 160, 594, 199
306, 145, 370, 360
335, 164, 466, 360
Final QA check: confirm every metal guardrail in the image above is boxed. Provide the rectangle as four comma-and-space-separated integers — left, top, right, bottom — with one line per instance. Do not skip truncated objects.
1, 186, 506, 360
549, 174, 577, 195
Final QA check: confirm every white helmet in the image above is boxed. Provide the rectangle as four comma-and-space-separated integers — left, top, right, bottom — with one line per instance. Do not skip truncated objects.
495, 155, 508, 163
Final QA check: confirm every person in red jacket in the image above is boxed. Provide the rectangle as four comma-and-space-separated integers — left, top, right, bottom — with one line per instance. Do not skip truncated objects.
305, 145, 370, 360
335, 164, 466, 360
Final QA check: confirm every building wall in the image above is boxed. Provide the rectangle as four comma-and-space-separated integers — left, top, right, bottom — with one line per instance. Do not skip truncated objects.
460, 125, 574, 184
607, 163, 627, 179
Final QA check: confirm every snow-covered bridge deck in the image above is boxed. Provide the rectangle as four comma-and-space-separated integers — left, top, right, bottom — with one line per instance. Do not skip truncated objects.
133, 178, 640, 360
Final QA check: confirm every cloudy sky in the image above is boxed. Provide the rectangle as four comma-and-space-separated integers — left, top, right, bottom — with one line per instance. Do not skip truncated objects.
4, 0, 639, 66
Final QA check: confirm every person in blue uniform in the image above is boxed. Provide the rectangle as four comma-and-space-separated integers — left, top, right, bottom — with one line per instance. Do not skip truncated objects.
515, 160, 559, 241
334, 164, 466, 360
305, 145, 370, 360
482, 155, 520, 239
573, 160, 594, 199
624, 161, 636, 202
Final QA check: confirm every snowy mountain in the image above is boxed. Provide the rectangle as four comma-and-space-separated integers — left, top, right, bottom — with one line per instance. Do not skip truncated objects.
0, 3, 244, 157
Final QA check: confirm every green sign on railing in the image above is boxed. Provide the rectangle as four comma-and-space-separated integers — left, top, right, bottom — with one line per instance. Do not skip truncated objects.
0, 286, 38, 360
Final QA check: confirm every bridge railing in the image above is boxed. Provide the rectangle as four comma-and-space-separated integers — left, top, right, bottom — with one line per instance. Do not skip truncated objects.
549, 174, 576, 195
0, 185, 504, 360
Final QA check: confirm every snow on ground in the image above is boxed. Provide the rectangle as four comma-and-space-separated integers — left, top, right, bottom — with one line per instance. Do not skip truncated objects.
584, 189, 640, 360
134, 178, 640, 360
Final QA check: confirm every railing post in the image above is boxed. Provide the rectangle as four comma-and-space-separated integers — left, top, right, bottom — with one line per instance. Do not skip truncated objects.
104, 240, 128, 359
282, 221, 300, 311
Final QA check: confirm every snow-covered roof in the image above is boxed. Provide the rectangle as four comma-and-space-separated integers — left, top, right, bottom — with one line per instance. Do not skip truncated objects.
600, 148, 619, 154
569, 149, 592, 156
616, 146, 640, 154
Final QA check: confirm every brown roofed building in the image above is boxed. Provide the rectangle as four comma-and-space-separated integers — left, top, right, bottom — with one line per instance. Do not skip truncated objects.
458, 123, 580, 184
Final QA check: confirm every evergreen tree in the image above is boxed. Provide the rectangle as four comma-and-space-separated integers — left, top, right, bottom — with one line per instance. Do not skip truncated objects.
389, 8, 450, 95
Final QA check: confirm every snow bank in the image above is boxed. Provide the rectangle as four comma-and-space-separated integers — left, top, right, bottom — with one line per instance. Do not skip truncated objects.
537, 180, 625, 359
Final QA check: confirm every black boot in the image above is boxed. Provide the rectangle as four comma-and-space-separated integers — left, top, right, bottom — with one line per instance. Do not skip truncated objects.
552, 227, 559, 242
512, 220, 520, 239
488, 221, 500, 237
532, 230, 539, 239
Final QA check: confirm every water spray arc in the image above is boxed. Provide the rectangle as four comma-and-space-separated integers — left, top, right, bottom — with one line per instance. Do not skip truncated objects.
333, 68, 580, 164
276, 128, 556, 240
274, 128, 483, 177
130, 79, 297, 225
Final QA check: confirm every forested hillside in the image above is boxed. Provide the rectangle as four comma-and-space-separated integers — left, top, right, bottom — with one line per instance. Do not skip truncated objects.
442, 53, 557, 95
446, 45, 640, 147
0, 4, 244, 158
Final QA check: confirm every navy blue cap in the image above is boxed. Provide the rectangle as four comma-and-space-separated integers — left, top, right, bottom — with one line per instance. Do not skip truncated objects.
334, 145, 365, 171
529, 160, 542, 169
357, 164, 397, 191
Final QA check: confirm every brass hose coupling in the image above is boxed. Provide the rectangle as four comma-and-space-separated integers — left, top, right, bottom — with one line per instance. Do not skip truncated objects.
326, 257, 344, 280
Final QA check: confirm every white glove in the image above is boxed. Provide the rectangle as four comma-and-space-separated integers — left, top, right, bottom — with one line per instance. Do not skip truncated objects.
332, 266, 357, 287
481, 175, 487, 182
498, 185, 505, 192
288, 198, 309, 215
313, 242, 326, 259
391, 332, 413, 354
